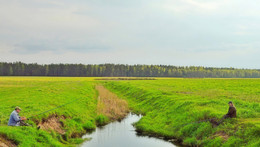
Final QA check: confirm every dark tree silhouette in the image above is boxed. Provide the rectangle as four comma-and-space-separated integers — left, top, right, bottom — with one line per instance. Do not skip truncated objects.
1, 62, 260, 78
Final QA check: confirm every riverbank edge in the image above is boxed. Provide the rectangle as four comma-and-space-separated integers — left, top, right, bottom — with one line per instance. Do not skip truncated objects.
102, 81, 260, 146
0, 84, 129, 146
100, 83, 187, 147
134, 127, 184, 146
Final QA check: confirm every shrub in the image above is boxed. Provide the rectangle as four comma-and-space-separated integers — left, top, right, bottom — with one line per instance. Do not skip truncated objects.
83, 121, 96, 130
95, 114, 109, 126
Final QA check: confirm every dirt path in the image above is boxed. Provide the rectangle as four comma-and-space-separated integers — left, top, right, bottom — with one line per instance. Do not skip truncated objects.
96, 85, 129, 120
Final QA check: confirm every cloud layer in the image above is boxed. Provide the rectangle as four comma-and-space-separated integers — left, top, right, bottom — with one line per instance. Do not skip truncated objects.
1, 0, 260, 68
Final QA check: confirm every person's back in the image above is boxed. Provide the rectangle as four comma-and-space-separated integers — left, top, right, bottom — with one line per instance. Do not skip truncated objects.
8, 110, 21, 126
8, 106, 26, 126
227, 105, 237, 118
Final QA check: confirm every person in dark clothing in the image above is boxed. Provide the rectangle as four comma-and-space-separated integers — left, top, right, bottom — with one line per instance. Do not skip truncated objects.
223, 101, 237, 118
217, 101, 237, 125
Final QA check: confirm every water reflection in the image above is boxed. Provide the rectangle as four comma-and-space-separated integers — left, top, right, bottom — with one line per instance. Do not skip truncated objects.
81, 113, 176, 147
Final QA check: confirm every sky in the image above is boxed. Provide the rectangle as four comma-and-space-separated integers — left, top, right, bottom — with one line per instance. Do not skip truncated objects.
0, 0, 260, 68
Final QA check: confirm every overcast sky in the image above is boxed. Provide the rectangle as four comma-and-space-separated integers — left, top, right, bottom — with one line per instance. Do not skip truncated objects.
1, 0, 260, 68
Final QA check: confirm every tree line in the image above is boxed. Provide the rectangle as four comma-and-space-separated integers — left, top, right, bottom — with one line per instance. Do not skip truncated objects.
1, 62, 260, 78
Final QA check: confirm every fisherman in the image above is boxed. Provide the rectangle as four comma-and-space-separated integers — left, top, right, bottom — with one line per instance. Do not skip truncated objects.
223, 101, 237, 119
8, 106, 29, 126
217, 101, 236, 125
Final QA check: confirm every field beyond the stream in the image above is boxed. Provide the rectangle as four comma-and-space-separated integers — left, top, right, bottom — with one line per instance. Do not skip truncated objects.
0, 77, 259, 146
103, 78, 260, 146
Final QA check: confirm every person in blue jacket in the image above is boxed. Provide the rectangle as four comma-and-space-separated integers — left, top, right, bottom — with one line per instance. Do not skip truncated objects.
8, 106, 27, 126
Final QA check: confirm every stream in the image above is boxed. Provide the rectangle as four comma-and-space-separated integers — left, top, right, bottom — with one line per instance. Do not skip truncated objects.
81, 113, 176, 147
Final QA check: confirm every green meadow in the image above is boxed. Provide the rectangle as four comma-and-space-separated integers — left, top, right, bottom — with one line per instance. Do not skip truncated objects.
0, 77, 100, 146
103, 78, 260, 146
0, 77, 259, 146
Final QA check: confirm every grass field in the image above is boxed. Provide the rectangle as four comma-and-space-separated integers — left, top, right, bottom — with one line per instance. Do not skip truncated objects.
0, 77, 259, 146
0, 77, 102, 146
103, 78, 260, 146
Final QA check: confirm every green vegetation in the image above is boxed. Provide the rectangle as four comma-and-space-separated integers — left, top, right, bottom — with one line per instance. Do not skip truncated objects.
95, 114, 109, 126
0, 77, 99, 146
0, 77, 259, 146
1, 61, 260, 78
103, 78, 260, 146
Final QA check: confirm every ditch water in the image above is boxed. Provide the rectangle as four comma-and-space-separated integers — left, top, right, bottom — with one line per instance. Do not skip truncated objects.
81, 113, 176, 147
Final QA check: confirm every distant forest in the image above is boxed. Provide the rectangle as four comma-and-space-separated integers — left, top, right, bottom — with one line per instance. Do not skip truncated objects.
1, 62, 260, 78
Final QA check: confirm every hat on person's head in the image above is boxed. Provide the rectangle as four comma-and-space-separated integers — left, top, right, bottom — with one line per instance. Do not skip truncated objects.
228, 101, 233, 104
15, 106, 22, 110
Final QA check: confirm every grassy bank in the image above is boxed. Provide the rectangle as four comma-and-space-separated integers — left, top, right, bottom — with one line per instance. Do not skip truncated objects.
1, 77, 259, 146
0, 77, 131, 146
103, 78, 260, 146
0, 77, 101, 146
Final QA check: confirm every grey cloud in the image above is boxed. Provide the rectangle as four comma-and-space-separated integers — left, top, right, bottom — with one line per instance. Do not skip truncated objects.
12, 39, 111, 54
1, 0, 260, 68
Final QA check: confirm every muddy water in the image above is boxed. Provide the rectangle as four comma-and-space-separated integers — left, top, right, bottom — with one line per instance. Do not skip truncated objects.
81, 113, 176, 147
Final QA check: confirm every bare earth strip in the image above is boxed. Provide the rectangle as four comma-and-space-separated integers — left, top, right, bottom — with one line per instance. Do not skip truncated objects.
37, 115, 66, 134
0, 135, 16, 147
96, 85, 129, 121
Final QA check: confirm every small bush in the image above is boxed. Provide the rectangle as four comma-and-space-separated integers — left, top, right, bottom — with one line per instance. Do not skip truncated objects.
95, 114, 109, 126
83, 121, 96, 130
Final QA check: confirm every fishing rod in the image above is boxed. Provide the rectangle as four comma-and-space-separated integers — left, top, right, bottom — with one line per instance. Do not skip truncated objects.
172, 118, 217, 128
182, 118, 215, 126
27, 98, 81, 120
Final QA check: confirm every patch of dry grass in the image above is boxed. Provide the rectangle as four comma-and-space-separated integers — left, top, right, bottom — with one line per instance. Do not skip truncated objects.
95, 77, 156, 80
214, 131, 229, 141
96, 85, 129, 120
0, 135, 17, 147
37, 115, 65, 134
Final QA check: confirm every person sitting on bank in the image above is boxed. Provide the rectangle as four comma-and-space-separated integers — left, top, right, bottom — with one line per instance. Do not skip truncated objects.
8, 106, 27, 126
223, 101, 237, 119
217, 101, 236, 125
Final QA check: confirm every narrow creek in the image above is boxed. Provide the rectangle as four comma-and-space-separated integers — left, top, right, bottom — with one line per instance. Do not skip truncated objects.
81, 113, 176, 147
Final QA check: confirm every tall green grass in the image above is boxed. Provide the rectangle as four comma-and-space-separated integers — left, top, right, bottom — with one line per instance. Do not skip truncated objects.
1, 77, 259, 146
0, 77, 99, 146
103, 78, 260, 146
